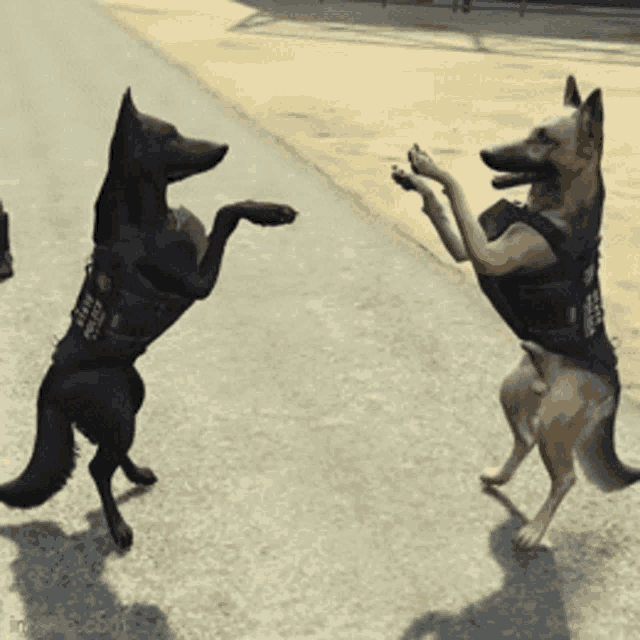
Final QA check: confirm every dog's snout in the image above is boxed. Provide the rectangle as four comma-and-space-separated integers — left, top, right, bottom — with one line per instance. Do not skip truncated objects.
480, 147, 503, 170
214, 143, 229, 164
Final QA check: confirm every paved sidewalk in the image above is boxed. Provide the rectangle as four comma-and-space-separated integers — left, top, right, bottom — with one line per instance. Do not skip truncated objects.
99, 0, 640, 398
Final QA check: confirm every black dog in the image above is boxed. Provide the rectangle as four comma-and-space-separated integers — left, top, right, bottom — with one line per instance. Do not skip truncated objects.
0, 90, 297, 550
0, 201, 13, 282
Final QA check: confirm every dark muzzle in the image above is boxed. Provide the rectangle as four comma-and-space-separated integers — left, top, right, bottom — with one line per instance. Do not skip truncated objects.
480, 141, 557, 190
166, 140, 229, 183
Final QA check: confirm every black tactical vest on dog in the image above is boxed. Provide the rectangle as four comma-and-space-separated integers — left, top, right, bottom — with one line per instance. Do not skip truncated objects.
476, 194, 616, 375
54, 244, 195, 367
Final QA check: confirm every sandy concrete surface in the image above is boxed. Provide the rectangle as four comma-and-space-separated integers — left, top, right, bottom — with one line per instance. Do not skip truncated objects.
99, 0, 640, 400
2, 1, 640, 638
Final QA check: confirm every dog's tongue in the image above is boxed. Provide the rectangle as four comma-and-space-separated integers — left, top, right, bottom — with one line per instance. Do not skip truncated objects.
491, 172, 539, 190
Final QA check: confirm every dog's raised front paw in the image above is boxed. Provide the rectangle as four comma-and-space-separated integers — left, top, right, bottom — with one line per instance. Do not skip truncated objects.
407, 144, 450, 184
391, 166, 419, 191
239, 202, 298, 226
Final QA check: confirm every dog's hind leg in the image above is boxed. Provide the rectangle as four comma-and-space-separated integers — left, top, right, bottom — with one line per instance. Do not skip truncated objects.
513, 370, 589, 549
118, 366, 158, 487
514, 433, 576, 550
481, 354, 541, 487
514, 413, 581, 549
86, 387, 137, 549
481, 439, 533, 487
90, 445, 134, 550
65, 367, 140, 550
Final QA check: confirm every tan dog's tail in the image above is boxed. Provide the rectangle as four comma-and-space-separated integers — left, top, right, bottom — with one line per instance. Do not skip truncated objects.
574, 387, 640, 492
522, 341, 640, 492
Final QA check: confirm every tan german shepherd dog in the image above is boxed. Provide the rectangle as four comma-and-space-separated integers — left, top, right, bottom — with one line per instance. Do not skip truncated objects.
392, 76, 640, 549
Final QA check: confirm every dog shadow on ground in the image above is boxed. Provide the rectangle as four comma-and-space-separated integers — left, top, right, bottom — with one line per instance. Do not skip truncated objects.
229, 0, 640, 54
0, 486, 176, 640
399, 486, 571, 639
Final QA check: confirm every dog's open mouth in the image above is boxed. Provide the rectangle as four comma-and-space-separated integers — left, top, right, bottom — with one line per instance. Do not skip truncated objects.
167, 168, 195, 182
491, 170, 556, 190
480, 146, 557, 191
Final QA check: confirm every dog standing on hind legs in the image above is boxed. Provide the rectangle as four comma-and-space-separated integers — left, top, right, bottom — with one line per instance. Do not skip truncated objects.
392, 75, 640, 550
0, 89, 298, 550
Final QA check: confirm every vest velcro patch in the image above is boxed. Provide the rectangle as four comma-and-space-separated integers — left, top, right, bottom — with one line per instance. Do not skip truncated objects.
584, 288, 604, 338
73, 292, 107, 341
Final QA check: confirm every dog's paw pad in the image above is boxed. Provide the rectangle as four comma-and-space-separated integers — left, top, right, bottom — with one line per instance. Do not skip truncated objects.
392, 169, 418, 191
243, 204, 298, 226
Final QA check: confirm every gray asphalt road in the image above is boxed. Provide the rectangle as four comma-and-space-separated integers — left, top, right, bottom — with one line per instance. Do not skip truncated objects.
2, 1, 640, 638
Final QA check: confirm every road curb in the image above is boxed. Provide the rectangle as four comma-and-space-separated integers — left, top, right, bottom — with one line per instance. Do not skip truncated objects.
345, 0, 640, 17
431, 0, 640, 16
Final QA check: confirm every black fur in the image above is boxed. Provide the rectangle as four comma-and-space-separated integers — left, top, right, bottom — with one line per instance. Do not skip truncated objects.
0, 90, 297, 550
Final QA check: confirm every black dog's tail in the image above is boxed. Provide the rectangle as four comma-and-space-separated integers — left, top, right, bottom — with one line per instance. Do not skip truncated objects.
0, 394, 77, 508
575, 386, 640, 492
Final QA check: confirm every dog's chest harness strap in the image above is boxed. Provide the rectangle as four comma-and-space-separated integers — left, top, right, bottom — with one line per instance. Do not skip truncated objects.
70, 248, 194, 359
477, 199, 606, 353
523, 212, 605, 341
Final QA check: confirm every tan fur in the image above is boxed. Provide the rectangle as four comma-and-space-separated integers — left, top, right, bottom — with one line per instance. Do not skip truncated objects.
480, 76, 617, 550
483, 342, 616, 549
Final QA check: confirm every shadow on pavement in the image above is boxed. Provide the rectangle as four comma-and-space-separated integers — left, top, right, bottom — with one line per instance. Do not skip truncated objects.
0, 486, 175, 639
230, 0, 640, 52
399, 487, 571, 639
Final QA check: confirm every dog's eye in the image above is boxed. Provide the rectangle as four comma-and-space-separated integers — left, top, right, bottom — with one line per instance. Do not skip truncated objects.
538, 129, 552, 144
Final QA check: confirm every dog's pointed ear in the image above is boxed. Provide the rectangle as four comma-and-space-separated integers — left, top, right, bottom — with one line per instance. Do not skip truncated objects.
564, 75, 581, 108
117, 87, 138, 122
579, 88, 604, 153
111, 88, 139, 159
